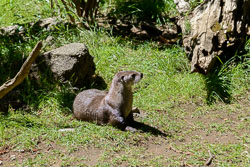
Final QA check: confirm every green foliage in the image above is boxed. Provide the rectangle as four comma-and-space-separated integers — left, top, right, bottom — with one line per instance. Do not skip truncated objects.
204, 39, 250, 104
204, 66, 233, 104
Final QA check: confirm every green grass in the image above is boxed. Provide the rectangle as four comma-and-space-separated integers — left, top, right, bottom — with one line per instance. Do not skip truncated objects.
0, 0, 52, 27
0, 1, 250, 166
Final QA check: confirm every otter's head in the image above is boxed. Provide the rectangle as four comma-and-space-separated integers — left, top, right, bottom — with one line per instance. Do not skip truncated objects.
114, 71, 143, 87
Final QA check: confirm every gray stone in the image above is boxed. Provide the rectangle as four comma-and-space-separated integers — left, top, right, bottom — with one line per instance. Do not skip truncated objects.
10, 155, 16, 161
38, 43, 95, 87
0, 25, 19, 36
58, 128, 75, 132
45, 36, 55, 46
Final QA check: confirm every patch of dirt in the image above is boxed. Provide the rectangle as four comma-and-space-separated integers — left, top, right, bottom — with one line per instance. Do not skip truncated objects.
50, 147, 102, 167
0, 142, 102, 167
146, 142, 181, 158
178, 99, 250, 143
0, 142, 61, 166
70, 147, 102, 166
182, 130, 239, 144
0, 148, 41, 167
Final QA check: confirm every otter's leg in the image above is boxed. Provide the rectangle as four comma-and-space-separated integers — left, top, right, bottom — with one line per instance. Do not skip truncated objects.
125, 112, 138, 132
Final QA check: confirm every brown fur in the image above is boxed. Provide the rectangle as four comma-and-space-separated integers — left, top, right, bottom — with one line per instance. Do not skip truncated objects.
73, 71, 143, 130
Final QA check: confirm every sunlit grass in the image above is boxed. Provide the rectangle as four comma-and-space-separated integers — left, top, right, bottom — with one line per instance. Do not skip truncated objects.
0, 0, 52, 27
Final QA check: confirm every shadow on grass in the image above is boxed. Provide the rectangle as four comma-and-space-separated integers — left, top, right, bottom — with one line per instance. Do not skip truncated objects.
203, 67, 232, 105
131, 121, 170, 137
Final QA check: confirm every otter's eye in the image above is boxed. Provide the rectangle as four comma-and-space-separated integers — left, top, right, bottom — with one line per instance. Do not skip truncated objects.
131, 74, 136, 78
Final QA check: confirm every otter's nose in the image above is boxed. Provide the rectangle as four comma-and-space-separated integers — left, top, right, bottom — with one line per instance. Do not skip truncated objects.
140, 73, 143, 78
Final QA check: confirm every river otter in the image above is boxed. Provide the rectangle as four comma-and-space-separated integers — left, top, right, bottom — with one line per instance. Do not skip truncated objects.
73, 71, 143, 131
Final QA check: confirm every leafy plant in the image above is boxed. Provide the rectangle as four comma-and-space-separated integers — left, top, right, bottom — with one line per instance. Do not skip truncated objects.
204, 40, 250, 104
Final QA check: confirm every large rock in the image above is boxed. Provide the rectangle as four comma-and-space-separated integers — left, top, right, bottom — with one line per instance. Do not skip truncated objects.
37, 43, 95, 87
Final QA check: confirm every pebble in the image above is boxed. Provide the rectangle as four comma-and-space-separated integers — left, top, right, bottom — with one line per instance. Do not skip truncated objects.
58, 128, 75, 132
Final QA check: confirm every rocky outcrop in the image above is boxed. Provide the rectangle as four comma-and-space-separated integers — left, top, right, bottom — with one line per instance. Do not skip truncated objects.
34, 43, 96, 88
175, 0, 250, 74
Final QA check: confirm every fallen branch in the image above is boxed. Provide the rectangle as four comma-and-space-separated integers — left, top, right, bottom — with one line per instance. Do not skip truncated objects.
0, 41, 43, 99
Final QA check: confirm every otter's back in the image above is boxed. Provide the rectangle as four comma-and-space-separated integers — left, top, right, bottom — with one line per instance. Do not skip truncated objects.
73, 89, 108, 121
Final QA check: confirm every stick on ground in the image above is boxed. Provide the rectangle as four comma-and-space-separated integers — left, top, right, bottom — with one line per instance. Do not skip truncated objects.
205, 150, 214, 166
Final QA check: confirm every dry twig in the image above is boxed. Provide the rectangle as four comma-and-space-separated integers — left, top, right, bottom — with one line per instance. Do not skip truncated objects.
205, 150, 215, 166
169, 146, 194, 156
